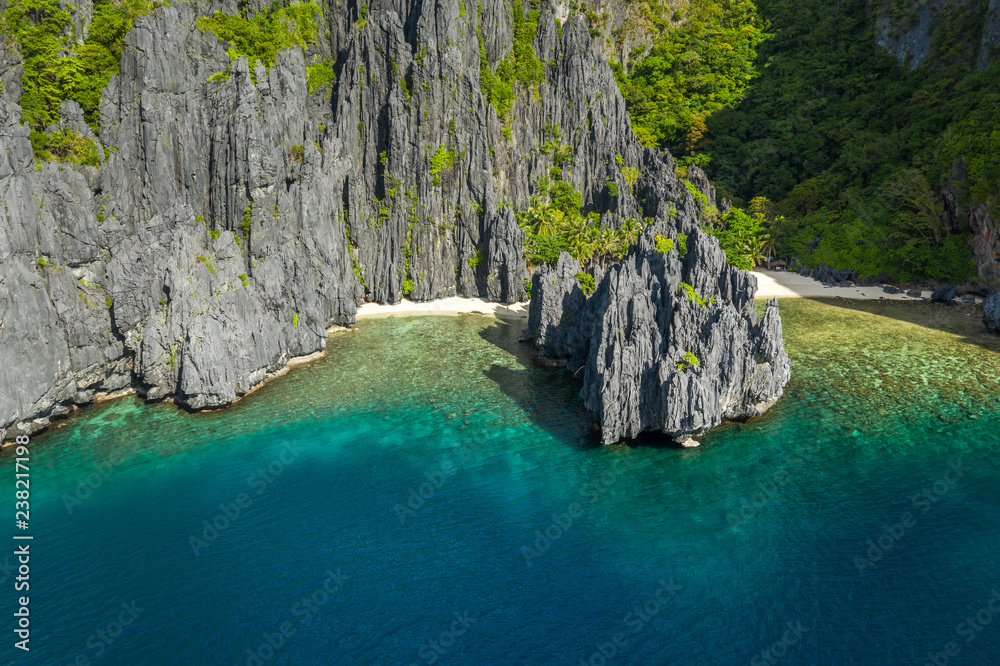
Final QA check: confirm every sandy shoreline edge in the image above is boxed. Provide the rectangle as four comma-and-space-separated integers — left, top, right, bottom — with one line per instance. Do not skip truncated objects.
354, 297, 529, 319
750, 269, 942, 301
243, 273, 928, 421
350, 270, 951, 318
0, 271, 962, 445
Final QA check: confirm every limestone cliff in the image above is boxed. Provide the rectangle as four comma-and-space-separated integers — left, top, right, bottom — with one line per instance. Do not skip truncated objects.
528, 225, 790, 444
0, 0, 719, 440
0, 0, 784, 442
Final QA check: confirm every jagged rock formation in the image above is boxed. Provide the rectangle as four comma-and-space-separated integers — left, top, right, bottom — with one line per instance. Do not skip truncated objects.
683, 164, 719, 211
0, 0, 723, 440
984, 0, 1000, 69
574, 0, 685, 66
528, 224, 791, 444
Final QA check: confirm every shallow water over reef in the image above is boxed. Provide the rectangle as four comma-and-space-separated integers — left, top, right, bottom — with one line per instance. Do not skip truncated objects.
5, 298, 1000, 665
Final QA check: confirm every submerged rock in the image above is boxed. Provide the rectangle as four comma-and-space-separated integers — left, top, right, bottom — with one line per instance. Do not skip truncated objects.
984, 294, 1000, 333
529, 225, 791, 444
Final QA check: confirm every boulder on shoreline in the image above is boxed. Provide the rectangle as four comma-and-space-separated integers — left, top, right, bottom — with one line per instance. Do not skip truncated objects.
984, 294, 1000, 333
932, 285, 956, 303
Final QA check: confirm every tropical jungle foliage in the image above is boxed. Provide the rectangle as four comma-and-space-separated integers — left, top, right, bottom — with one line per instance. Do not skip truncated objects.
615, 0, 998, 282
1, 0, 156, 162
612, 0, 767, 159
516, 176, 648, 270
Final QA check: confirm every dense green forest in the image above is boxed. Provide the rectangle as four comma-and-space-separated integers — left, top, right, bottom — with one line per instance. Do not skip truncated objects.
615, 0, 1000, 283
611, 0, 767, 161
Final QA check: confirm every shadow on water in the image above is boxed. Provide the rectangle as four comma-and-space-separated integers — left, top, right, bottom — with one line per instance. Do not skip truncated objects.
478, 318, 603, 450
478, 317, 687, 451
479, 295, 1000, 454
624, 430, 693, 450
780, 297, 1000, 354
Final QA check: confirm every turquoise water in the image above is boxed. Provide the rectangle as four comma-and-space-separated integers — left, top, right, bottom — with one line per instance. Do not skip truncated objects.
4, 299, 1000, 665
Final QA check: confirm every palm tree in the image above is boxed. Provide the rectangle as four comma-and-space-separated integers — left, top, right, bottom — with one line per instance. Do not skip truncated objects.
570, 221, 598, 265
521, 202, 563, 237
593, 229, 618, 269
621, 218, 641, 246
612, 228, 629, 260
745, 236, 767, 268
759, 232, 777, 265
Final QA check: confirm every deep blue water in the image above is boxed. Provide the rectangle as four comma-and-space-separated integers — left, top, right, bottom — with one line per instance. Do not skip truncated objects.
4, 299, 1000, 665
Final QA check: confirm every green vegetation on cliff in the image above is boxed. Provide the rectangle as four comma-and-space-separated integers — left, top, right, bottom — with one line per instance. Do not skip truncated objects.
3, 0, 154, 132
517, 178, 646, 269
196, 2, 322, 82
479, 0, 544, 121
305, 58, 336, 93
708, 205, 769, 271
32, 129, 102, 167
1, 0, 324, 164
613, 0, 767, 159
615, 0, 999, 282
429, 144, 457, 185
2, 0, 155, 162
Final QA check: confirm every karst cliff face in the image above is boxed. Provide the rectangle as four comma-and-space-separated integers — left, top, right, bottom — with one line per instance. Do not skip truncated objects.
528, 226, 790, 445
0, 0, 788, 442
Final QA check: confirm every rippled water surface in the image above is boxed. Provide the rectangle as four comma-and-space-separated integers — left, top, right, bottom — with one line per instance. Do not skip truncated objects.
5, 299, 1000, 665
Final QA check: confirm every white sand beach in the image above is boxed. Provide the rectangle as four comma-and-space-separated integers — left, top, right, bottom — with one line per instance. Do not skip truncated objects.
751, 269, 932, 300
350, 271, 935, 321
356, 297, 529, 318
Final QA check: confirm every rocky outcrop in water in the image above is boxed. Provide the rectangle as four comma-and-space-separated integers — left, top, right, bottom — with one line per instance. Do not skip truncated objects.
984, 293, 1000, 333
1, 0, 723, 440
528, 224, 791, 444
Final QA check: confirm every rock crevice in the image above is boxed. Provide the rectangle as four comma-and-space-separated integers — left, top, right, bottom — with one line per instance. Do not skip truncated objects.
529, 225, 791, 444
0, 0, 775, 441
